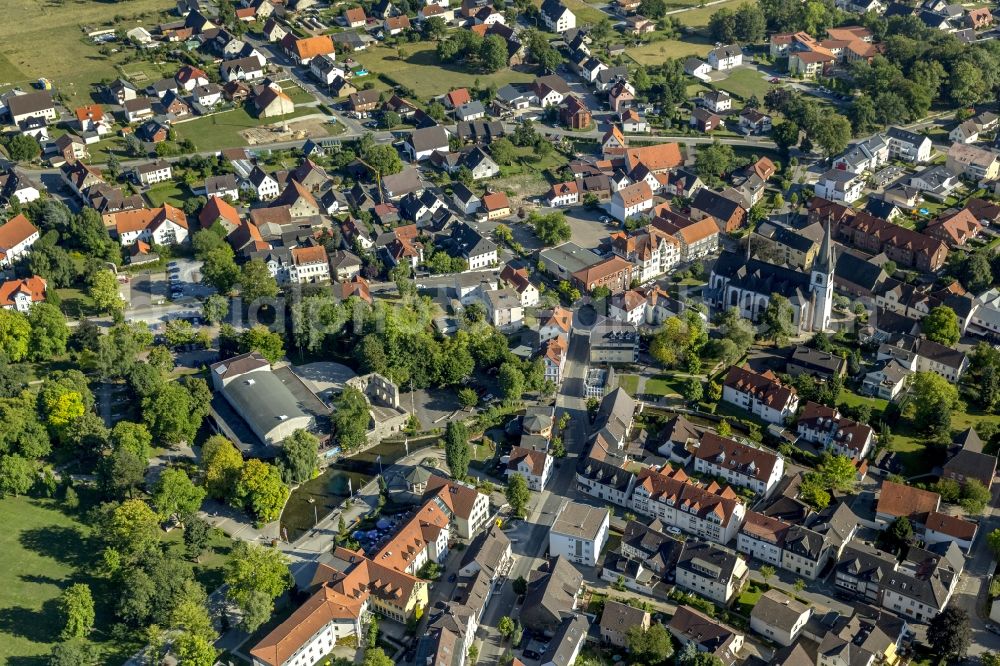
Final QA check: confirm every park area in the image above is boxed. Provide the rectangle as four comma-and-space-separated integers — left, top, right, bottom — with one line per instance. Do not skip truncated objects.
0, 493, 233, 663
353, 44, 534, 101
0, 0, 177, 107
673, 0, 745, 26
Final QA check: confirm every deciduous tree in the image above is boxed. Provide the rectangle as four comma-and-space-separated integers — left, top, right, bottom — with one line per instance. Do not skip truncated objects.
234, 459, 288, 524
506, 472, 530, 518
58, 584, 95, 640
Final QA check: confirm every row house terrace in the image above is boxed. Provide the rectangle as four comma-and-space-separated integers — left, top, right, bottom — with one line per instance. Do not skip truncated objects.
630, 465, 746, 545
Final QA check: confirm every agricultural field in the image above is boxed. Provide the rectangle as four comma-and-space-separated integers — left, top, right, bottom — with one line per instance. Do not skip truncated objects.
353, 44, 534, 101
0, 0, 177, 106
626, 37, 713, 65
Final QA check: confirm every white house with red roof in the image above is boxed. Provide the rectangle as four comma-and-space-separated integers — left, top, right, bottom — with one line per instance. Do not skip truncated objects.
0, 275, 46, 312
721, 365, 799, 424
104, 204, 190, 246
175, 65, 209, 91
0, 214, 40, 269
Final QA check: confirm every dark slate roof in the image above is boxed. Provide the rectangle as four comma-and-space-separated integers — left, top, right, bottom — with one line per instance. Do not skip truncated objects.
834, 252, 885, 291
712, 250, 811, 301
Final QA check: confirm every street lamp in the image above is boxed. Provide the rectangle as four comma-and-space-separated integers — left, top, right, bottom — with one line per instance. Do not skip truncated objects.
308, 497, 318, 527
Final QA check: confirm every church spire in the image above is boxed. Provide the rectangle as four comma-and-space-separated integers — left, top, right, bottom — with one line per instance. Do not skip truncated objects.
816, 215, 834, 275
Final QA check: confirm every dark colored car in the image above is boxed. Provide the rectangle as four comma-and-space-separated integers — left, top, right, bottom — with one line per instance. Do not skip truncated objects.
448, 573, 457, 583
524, 650, 541, 660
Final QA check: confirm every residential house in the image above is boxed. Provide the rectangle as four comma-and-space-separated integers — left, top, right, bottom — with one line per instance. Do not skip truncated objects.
246, 167, 281, 200
405, 125, 449, 161
222, 56, 265, 82
875, 480, 941, 528
175, 65, 209, 91
7, 92, 56, 125
667, 606, 744, 666
534, 75, 571, 107
600, 601, 649, 648
886, 127, 933, 163
482, 191, 511, 219
721, 365, 799, 424
797, 402, 875, 461
946, 142, 1000, 181
708, 44, 743, 70
690, 188, 746, 232
815, 169, 864, 204
549, 502, 610, 567
105, 204, 190, 247
833, 134, 890, 174
675, 540, 749, 604
254, 85, 295, 118
692, 433, 785, 497
540, 0, 576, 32
0, 276, 47, 313
289, 245, 330, 284
507, 446, 553, 491
133, 160, 173, 186
610, 181, 653, 223
739, 108, 772, 135
0, 214, 40, 269
750, 590, 812, 646
425, 476, 491, 539
521, 557, 582, 634
349, 89, 381, 115
122, 97, 155, 123
630, 465, 746, 545
282, 34, 336, 65
701, 90, 732, 113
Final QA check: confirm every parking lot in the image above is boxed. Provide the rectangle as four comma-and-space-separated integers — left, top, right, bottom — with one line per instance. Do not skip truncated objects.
125, 257, 214, 310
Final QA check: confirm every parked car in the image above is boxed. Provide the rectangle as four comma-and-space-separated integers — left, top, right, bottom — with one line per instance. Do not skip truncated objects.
447, 573, 457, 583
524, 650, 541, 660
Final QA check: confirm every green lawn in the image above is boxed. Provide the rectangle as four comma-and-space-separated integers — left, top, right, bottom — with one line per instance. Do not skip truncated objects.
279, 82, 318, 105
674, 0, 745, 26
560, 0, 610, 24
716, 67, 772, 102
645, 375, 685, 397
0, 492, 233, 663
353, 44, 534, 101
618, 374, 640, 396
626, 37, 713, 65
735, 583, 764, 616
56, 287, 101, 319
173, 105, 317, 153
146, 181, 194, 208
838, 391, 888, 414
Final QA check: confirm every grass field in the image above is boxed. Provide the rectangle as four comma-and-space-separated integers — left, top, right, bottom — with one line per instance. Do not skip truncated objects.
353, 44, 534, 101
173, 106, 317, 152
0, 493, 233, 663
716, 67, 772, 101
674, 0, 744, 26
618, 374, 640, 395
560, 0, 610, 24
279, 82, 318, 105
0, 0, 177, 106
146, 181, 195, 208
626, 37, 713, 65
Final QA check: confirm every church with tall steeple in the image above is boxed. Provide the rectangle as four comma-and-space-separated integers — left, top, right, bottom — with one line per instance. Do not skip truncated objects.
708, 221, 836, 335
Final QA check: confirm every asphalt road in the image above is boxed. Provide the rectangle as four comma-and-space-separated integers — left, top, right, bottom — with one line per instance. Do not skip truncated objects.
476, 328, 591, 666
